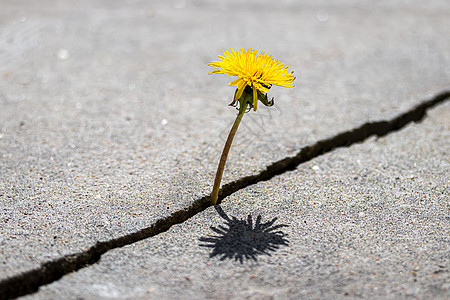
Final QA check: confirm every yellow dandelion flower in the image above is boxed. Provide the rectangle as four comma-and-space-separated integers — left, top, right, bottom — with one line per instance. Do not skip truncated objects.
208, 48, 296, 111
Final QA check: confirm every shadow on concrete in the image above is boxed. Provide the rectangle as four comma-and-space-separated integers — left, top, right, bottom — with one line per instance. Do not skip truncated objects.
199, 206, 289, 263
2, 91, 448, 299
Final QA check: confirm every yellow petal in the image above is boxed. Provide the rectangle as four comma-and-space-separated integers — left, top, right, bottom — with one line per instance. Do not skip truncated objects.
229, 77, 242, 87
234, 80, 247, 101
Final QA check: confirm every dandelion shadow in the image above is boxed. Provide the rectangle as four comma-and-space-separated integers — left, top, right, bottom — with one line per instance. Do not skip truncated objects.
199, 206, 289, 263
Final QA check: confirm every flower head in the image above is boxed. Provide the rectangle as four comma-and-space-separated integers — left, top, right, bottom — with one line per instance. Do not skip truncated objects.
208, 48, 296, 111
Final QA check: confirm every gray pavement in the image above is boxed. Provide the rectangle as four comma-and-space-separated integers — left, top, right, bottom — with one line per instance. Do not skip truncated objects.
1, 0, 449, 299
22, 102, 450, 300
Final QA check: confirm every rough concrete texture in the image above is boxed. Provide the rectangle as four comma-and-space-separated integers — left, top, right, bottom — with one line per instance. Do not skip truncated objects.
22, 102, 450, 299
0, 0, 449, 299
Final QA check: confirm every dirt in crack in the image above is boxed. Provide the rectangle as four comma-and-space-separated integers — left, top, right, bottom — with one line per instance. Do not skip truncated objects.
0, 90, 448, 300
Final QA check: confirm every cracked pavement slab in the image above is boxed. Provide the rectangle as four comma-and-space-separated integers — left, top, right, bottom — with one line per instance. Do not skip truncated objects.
0, 0, 449, 298
22, 102, 449, 299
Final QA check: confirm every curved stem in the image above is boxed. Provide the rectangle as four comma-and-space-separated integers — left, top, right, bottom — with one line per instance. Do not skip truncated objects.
211, 105, 247, 205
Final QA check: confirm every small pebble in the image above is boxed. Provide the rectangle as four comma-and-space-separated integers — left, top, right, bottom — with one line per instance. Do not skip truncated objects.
57, 48, 69, 60
316, 10, 329, 22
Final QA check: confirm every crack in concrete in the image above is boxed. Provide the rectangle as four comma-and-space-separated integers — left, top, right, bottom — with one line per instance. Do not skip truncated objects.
1, 90, 448, 300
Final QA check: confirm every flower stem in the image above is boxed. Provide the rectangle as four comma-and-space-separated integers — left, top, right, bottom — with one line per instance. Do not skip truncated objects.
211, 104, 247, 205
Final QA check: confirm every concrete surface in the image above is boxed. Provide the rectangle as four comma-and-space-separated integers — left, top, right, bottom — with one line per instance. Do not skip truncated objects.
21, 102, 450, 299
0, 0, 449, 299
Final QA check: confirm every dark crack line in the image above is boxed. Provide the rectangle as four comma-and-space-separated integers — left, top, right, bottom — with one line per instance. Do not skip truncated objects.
1, 91, 448, 300
219, 90, 450, 200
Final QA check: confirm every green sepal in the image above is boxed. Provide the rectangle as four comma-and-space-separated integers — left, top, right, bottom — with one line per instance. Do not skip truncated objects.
229, 85, 274, 114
